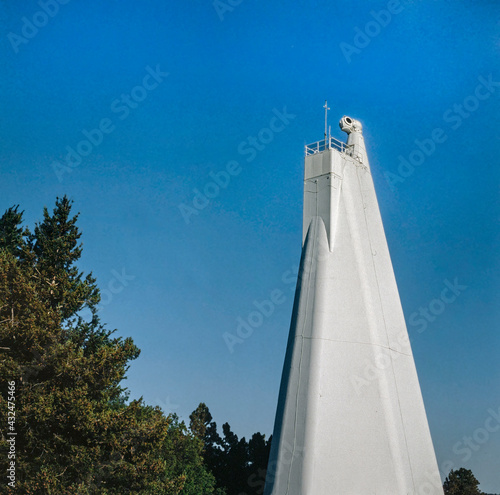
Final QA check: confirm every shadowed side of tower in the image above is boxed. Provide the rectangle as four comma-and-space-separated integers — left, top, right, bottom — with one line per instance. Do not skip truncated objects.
264, 117, 443, 495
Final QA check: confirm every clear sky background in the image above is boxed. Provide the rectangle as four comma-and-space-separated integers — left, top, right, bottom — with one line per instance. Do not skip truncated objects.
1, 0, 499, 491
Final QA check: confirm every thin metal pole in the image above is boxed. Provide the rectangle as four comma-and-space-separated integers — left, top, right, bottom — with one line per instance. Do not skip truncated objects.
323, 100, 330, 146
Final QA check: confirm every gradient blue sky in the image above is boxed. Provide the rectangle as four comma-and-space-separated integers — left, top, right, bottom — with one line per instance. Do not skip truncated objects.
1, 0, 499, 491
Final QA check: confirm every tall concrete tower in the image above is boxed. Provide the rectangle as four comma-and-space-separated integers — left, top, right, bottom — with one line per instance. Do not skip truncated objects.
264, 116, 443, 494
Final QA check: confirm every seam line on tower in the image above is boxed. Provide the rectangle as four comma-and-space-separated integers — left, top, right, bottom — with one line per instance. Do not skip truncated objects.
300, 336, 412, 356
355, 167, 417, 491
285, 218, 317, 495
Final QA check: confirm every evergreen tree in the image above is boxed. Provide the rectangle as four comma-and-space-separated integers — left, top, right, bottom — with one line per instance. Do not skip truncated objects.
190, 403, 226, 493
247, 432, 272, 495
190, 403, 213, 440
0, 197, 215, 494
0, 206, 25, 256
443, 468, 484, 495
220, 422, 249, 493
190, 404, 271, 495
164, 414, 218, 495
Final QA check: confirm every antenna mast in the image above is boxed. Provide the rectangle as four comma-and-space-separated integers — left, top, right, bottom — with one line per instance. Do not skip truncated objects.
323, 100, 330, 144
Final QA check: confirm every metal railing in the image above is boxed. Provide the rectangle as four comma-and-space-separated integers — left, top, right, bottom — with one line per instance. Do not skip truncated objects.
305, 136, 350, 156
305, 137, 363, 163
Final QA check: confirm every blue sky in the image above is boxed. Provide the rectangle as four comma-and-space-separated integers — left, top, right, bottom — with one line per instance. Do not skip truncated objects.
1, 0, 499, 491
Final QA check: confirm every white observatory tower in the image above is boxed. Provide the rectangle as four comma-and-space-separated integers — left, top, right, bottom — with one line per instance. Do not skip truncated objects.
264, 115, 443, 494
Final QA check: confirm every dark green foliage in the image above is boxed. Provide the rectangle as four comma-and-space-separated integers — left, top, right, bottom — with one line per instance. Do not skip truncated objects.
0, 206, 25, 256
164, 414, 218, 495
247, 432, 272, 495
190, 404, 271, 495
0, 197, 216, 494
27, 196, 100, 321
443, 468, 484, 495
